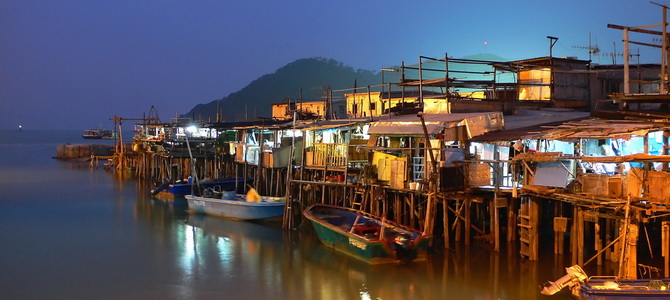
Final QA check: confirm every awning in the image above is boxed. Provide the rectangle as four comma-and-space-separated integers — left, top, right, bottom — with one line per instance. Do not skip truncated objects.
295, 119, 367, 131
366, 112, 503, 139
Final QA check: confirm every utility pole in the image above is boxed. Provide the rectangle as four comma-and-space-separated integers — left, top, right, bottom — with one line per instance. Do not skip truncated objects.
548, 36, 558, 104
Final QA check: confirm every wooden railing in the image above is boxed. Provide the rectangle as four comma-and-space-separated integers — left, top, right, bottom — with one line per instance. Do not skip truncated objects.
306, 143, 348, 168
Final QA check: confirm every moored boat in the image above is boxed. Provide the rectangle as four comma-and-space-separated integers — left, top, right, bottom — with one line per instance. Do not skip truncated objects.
541, 264, 670, 299
576, 277, 670, 299
185, 192, 286, 220
151, 177, 251, 196
303, 204, 431, 264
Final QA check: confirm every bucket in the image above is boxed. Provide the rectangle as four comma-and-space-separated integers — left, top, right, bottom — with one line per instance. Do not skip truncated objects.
221, 191, 236, 200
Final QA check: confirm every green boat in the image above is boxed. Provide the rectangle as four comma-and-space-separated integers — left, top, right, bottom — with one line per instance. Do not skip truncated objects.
303, 204, 432, 264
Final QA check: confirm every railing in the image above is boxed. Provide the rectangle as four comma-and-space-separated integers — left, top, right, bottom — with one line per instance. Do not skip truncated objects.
306, 143, 348, 168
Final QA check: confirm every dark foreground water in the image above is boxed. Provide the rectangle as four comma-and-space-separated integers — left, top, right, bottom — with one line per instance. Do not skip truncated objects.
0, 129, 591, 299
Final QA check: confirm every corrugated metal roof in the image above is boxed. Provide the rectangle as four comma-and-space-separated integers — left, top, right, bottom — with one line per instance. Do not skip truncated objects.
461, 110, 591, 142
367, 112, 503, 137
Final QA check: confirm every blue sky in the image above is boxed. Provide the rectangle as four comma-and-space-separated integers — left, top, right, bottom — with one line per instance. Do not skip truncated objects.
0, 0, 661, 130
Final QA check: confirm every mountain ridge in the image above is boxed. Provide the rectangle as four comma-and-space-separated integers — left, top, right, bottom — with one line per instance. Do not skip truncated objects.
185, 57, 382, 121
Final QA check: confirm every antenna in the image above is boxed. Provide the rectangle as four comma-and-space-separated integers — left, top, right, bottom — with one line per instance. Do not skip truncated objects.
602, 48, 641, 65
572, 33, 601, 63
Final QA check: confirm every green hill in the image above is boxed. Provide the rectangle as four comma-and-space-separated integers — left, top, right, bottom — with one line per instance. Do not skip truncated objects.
185, 57, 382, 121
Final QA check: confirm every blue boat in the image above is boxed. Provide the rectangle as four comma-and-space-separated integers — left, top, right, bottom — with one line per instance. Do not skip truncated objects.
576, 277, 670, 299
152, 177, 251, 196
303, 204, 431, 264
185, 193, 286, 220
541, 265, 670, 299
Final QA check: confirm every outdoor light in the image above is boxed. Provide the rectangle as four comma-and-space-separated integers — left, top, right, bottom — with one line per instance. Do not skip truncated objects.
186, 125, 198, 134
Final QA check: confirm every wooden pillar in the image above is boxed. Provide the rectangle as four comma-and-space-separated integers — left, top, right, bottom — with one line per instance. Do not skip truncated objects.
595, 221, 602, 265
410, 193, 416, 228
577, 209, 585, 266
605, 218, 613, 261
570, 206, 579, 265
530, 197, 539, 261
619, 223, 638, 279
494, 197, 500, 251
554, 217, 567, 255
663, 221, 670, 278
465, 198, 471, 245
611, 219, 621, 264
443, 200, 450, 249
507, 197, 516, 242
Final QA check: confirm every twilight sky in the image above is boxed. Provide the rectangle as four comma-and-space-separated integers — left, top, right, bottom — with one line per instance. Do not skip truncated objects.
0, 0, 661, 130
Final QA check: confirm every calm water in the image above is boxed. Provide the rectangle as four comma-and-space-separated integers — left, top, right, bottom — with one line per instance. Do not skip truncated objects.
0, 129, 581, 299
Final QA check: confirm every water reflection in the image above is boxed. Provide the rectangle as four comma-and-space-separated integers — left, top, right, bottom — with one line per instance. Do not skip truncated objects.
0, 129, 581, 300
154, 208, 575, 300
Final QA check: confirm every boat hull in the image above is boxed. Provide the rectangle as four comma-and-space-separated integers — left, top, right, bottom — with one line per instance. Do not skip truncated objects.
186, 195, 285, 220
303, 204, 431, 264
577, 278, 670, 299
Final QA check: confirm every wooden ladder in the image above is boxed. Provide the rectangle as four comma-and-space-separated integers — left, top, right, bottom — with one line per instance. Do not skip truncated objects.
352, 185, 368, 211
519, 196, 539, 261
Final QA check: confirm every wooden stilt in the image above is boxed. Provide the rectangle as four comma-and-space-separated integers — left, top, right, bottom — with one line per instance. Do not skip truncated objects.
493, 196, 500, 251
577, 209, 584, 266
595, 221, 602, 266
620, 223, 639, 279
554, 216, 567, 255
663, 221, 669, 278
570, 205, 578, 265
465, 198, 471, 245
605, 218, 613, 261
507, 197, 516, 242
443, 200, 450, 249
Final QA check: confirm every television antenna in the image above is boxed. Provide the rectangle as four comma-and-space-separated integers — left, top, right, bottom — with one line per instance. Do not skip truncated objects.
572, 33, 601, 63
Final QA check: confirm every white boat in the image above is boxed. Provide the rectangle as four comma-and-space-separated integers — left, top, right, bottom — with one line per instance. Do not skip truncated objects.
185, 192, 286, 220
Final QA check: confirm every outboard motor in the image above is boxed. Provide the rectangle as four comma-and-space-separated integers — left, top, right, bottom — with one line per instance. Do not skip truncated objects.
151, 178, 171, 195
393, 234, 417, 263
540, 265, 588, 296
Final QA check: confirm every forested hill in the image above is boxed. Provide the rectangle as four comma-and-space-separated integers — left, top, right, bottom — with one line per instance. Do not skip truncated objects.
185, 57, 382, 121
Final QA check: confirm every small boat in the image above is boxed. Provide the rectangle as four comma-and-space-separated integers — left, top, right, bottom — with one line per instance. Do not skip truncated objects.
541, 265, 670, 299
303, 204, 431, 264
82, 128, 114, 139
577, 277, 670, 299
151, 177, 251, 196
185, 191, 286, 220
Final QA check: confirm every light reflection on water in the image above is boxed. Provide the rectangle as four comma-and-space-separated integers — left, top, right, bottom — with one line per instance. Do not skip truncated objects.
0, 130, 579, 300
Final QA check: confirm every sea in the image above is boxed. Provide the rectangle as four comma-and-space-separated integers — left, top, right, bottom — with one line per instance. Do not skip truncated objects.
0, 129, 589, 299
